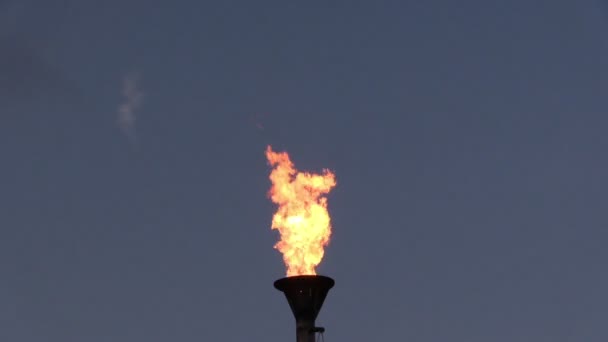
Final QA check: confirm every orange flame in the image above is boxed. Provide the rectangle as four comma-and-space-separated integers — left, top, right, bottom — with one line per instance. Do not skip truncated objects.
266, 146, 337, 276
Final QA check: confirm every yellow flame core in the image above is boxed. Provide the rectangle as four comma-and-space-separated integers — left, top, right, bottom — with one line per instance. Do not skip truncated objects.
266, 146, 337, 276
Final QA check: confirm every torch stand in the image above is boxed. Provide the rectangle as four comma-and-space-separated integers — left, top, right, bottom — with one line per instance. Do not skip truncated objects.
274, 275, 335, 342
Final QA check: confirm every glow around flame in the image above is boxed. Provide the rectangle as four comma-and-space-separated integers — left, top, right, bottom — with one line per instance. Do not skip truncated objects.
266, 146, 337, 276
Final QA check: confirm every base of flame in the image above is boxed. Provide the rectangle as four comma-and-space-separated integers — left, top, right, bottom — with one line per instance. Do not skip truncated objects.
274, 275, 335, 342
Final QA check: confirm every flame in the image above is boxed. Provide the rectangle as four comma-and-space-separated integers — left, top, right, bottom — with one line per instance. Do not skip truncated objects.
266, 146, 337, 276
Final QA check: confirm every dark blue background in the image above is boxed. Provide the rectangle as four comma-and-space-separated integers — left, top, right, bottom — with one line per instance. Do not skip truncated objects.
1, 1, 607, 341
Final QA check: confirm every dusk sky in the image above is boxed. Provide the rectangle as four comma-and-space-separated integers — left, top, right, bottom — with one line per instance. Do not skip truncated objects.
2, 1, 608, 341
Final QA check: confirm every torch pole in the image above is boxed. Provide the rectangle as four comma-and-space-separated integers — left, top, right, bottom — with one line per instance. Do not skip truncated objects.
274, 275, 334, 342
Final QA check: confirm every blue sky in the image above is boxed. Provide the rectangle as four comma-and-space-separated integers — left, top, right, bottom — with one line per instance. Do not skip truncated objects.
1, 1, 608, 341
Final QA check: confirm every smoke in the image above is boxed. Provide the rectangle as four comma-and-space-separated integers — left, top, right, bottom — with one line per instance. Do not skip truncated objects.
117, 73, 143, 143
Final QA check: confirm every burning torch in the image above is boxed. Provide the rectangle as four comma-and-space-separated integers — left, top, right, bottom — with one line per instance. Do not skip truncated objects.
266, 146, 337, 342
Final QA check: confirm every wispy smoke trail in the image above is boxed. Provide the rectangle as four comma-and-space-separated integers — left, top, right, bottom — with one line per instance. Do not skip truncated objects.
117, 73, 143, 142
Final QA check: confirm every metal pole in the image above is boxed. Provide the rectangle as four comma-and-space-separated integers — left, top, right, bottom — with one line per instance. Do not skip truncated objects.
296, 318, 315, 342
274, 275, 334, 342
